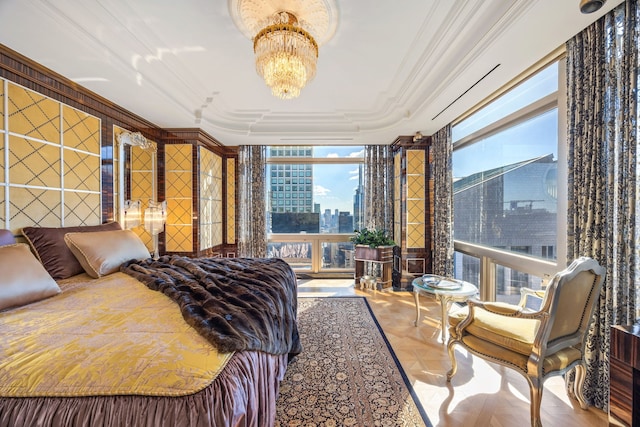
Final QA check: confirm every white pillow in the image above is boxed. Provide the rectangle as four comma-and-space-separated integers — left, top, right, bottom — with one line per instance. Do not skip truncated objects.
64, 229, 150, 278
0, 243, 61, 310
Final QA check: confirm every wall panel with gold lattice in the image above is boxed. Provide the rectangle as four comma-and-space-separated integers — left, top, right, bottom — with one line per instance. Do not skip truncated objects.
165, 144, 193, 252
199, 146, 223, 251
391, 136, 432, 290
130, 144, 155, 249
226, 158, 236, 245
1, 80, 101, 234
406, 149, 426, 248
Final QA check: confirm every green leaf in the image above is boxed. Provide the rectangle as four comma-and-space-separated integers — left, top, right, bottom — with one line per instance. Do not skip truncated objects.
349, 228, 395, 248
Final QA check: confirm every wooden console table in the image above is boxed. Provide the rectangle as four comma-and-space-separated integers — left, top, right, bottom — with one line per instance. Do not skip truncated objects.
354, 245, 393, 291
609, 323, 640, 426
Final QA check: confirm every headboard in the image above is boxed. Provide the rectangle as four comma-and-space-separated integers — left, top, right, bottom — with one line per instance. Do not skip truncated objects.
0, 229, 16, 246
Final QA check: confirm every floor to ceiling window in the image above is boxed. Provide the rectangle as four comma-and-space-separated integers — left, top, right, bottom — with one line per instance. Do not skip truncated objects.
266, 146, 364, 275
452, 59, 567, 303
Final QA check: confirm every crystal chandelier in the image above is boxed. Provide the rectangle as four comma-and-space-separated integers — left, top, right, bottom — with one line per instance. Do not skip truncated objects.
253, 11, 318, 100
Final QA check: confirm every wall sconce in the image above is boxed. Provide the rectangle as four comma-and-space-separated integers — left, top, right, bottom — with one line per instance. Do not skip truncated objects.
123, 200, 142, 229
144, 200, 167, 260
413, 131, 423, 142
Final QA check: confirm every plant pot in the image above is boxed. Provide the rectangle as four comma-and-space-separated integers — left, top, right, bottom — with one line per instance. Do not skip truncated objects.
354, 245, 394, 262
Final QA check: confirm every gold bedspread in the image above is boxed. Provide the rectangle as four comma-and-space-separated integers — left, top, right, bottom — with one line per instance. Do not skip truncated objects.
0, 272, 233, 397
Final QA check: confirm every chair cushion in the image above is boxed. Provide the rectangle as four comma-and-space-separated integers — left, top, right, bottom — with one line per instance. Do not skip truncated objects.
449, 306, 541, 356
462, 334, 583, 375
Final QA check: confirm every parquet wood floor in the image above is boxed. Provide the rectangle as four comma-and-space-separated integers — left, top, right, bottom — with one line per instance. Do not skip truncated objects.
297, 279, 610, 427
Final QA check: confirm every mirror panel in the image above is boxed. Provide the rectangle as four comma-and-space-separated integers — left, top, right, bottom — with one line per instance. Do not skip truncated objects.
113, 125, 157, 251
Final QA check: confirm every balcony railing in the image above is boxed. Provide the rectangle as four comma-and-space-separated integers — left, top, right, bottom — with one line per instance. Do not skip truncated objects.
454, 240, 558, 302
268, 233, 355, 276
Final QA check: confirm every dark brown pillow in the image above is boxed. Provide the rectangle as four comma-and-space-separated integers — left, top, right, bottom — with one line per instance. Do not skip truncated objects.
22, 222, 122, 280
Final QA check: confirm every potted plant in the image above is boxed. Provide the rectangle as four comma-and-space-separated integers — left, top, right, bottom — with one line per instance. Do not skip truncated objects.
350, 228, 395, 262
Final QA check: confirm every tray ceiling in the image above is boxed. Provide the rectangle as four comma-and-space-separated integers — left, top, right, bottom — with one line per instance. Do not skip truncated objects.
0, 0, 623, 146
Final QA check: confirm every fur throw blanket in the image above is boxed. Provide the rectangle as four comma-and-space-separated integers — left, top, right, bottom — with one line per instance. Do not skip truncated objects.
121, 256, 301, 358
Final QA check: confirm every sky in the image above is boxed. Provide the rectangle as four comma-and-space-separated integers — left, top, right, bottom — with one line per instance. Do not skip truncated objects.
312, 146, 363, 214
453, 109, 558, 178
452, 62, 558, 178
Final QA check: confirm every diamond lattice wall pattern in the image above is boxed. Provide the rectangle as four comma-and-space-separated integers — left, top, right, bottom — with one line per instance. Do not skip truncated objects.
406, 150, 425, 249
130, 143, 156, 250
199, 147, 223, 251
1, 80, 101, 233
165, 144, 193, 252
226, 158, 236, 245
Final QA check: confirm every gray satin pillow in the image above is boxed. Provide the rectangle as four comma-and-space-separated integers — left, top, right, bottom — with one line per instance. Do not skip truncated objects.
0, 243, 61, 311
64, 229, 150, 278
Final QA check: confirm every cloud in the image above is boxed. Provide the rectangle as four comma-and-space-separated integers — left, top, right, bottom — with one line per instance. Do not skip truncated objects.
314, 185, 332, 196
348, 167, 360, 180
325, 149, 364, 158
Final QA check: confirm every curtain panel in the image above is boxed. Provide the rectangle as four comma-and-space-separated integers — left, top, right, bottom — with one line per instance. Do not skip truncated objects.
432, 125, 454, 277
566, 0, 639, 410
363, 145, 394, 232
237, 145, 267, 258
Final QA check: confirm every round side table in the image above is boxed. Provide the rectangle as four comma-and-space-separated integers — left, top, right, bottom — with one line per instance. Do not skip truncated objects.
412, 275, 478, 343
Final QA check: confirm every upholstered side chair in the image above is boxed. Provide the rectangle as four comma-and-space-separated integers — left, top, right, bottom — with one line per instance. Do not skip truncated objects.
446, 256, 605, 427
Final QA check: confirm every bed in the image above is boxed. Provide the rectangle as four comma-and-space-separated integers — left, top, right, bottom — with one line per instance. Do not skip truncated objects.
0, 225, 301, 427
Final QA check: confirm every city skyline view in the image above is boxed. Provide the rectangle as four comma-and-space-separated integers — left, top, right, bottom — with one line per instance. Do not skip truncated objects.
268, 146, 364, 225
307, 146, 363, 216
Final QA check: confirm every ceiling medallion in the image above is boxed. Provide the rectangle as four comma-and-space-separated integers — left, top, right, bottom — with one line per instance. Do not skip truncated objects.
229, 0, 338, 100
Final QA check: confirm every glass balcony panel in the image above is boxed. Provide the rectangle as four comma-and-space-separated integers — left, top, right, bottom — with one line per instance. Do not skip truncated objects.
494, 263, 545, 310
453, 251, 481, 292
320, 241, 355, 270
267, 242, 312, 270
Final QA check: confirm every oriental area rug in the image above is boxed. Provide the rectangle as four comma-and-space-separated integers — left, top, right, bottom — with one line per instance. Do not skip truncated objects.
275, 297, 431, 427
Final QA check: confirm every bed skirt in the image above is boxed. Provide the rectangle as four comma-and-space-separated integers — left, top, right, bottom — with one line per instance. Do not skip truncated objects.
0, 351, 288, 427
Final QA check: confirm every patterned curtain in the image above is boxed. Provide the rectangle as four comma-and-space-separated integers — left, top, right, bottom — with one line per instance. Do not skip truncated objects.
362, 145, 394, 279
565, 0, 639, 410
237, 145, 267, 257
363, 145, 394, 231
432, 125, 454, 277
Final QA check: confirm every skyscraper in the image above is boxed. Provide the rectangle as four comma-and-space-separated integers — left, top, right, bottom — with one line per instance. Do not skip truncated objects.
353, 164, 364, 231
268, 146, 314, 213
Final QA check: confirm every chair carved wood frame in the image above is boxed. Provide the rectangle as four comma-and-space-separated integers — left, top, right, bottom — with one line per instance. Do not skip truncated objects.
446, 256, 606, 427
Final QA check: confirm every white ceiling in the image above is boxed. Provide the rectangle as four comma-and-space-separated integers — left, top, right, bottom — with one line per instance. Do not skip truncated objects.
0, 0, 623, 146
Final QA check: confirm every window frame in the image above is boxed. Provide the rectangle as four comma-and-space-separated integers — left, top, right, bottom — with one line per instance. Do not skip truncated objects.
266, 147, 365, 275
452, 58, 568, 301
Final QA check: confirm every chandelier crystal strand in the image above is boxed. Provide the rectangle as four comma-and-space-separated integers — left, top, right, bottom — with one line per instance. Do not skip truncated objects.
253, 12, 318, 99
